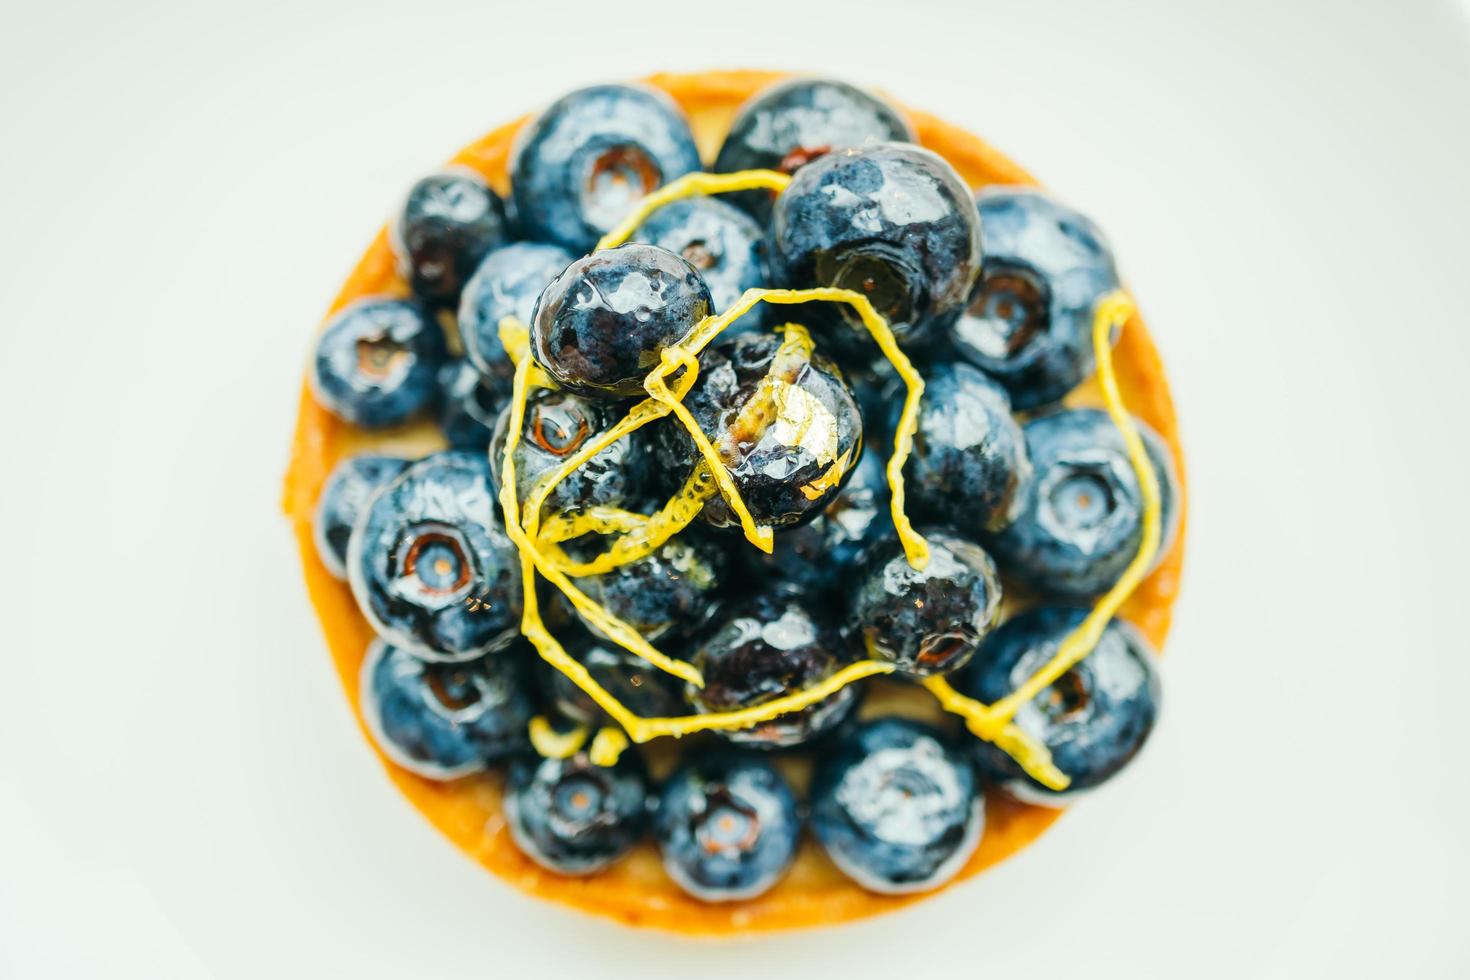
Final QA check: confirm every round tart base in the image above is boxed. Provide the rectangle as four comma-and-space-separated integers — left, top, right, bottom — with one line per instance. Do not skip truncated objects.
282, 69, 1188, 935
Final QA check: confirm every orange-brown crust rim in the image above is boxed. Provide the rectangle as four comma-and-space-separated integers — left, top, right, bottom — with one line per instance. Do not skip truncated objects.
281, 69, 1188, 936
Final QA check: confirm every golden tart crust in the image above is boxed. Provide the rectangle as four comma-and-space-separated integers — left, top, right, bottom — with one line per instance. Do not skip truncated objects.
281, 68, 1187, 935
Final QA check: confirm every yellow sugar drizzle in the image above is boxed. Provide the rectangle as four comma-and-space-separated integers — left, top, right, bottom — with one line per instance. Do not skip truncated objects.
595, 169, 794, 253
921, 290, 1164, 791
527, 715, 588, 759
498, 169, 1158, 780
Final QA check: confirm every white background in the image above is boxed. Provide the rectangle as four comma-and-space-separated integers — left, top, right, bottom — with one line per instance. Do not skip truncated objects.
2, 0, 1468, 976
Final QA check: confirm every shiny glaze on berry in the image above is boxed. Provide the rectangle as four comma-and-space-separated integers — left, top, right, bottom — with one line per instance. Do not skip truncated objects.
713, 78, 913, 222
901, 361, 1030, 534
954, 606, 1161, 806
531, 243, 713, 397
634, 197, 767, 314
360, 639, 531, 779
347, 452, 521, 661
847, 530, 1002, 677
769, 143, 981, 356
459, 241, 573, 401
687, 590, 858, 749
490, 386, 650, 517
810, 718, 983, 894
656, 331, 863, 531
391, 170, 510, 307
511, 84, 701, 253
988, 408, 1179, 600
951, 188, 1120, 409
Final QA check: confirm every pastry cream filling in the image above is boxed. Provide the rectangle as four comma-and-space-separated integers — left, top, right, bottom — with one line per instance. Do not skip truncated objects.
497, 171, 1162, 792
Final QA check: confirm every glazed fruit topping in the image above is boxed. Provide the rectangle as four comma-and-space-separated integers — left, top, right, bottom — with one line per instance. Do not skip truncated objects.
307, 77, 1179, 901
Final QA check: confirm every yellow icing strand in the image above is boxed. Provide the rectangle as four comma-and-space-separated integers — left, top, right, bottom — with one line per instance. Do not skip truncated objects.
527, 715, 588, 759
922, 290, 1165, 793
631, 659, 896, 740
921, 676, 1069, 790
986, 290, 1162, 720
494, 324, 898, 747
739, 287, 930, 569
536, 463, 716, 574
588, 727, 630, 767
595, 169, 794, 252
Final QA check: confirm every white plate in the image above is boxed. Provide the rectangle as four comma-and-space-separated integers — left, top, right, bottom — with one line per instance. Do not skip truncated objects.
2, 0, 1468, 976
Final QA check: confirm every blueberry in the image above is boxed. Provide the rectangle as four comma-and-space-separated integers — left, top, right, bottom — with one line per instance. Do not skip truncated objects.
459, 242, 574, 401
810, 718, 983, 894
713, 78, 913, 222
953, 606, 1161, 806
435, 358, 503, 451
951, 189, 1121, 409
742, 449, 889, 599
511, 84, 702, 253
489, 386, 651, 517
655, 330, 864, 531
359, 639, 531, 779
348, 451, 521, 661
313, 454, 409, 579
687, 590, 859, 749
847, 530, 1002, 677
988, 408, 1179, 599
654, 754, 800, 901
391, 170, 511, 307
769, 143, 981, 356
900, 361, 1030, 534
505, 751, 648, 874
311, 298, 447, 428
541, 634, 685, 727
531, 243, 713, 398
568, 534, 727, 643
634, 197, 767, 314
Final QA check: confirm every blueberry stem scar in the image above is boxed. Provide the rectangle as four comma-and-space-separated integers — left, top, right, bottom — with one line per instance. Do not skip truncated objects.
527, 715, 589, 759
921, 290, 1165, 791
594, 169, 794, 253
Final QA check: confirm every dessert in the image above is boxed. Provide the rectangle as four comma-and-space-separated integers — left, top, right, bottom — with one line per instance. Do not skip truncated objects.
282, 70, 1187, 933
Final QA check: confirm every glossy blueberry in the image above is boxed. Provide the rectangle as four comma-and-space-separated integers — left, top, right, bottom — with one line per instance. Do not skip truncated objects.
810, 718, 983, 894
988, 409, 1179, 600
655, 754, 800, 901
769, 143, 982, 356
436, 358, 503, 451
311, 298, 447, 428
569, 534, 727, 642
348, 452, 521, 661
490, 386, 651, 517
742, 450, 889, 599
542, 635, 685, 727
847, 530, 1002, 677
713, 77, 913, 222
505, 750, 648, 874
900, 361, 1030, 534
313, 454, 409, 579
634, 197, 767, 314
459, 242, 573, 401
359, 640, 531, 779
391, 170, 511, 307
687, 590, 858, 749
531, 243, 713, 397
511, 84, 702, 253
954, 606, 1161, 806
656, 330, 864, 531
951, 189, 1121, 409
